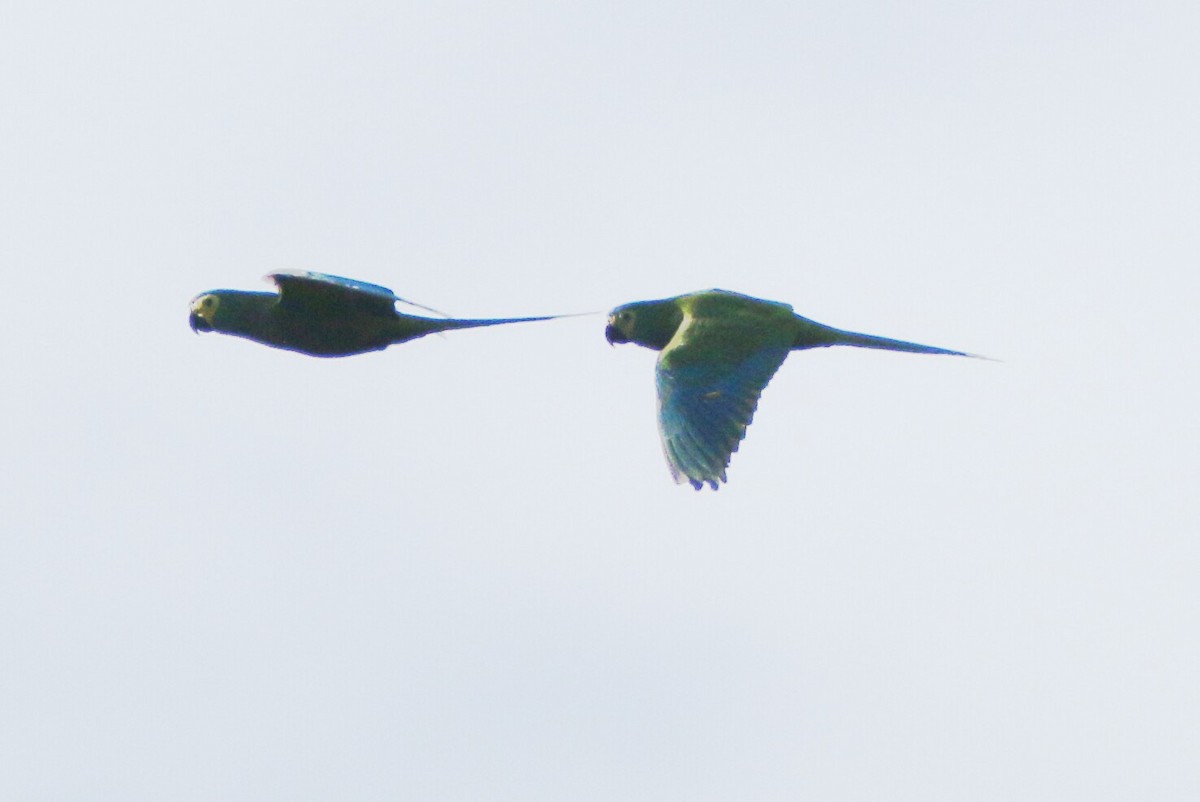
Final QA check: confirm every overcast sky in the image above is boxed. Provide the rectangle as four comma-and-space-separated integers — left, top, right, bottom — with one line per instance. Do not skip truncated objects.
3, 1, 1198, 799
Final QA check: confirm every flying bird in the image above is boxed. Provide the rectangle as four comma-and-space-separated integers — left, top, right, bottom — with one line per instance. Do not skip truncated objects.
189, 270, 566, 357
605, 289, 981, 490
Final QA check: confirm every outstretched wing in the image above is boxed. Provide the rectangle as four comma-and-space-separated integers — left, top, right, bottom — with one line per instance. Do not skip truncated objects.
655, 307, 793, 490
267, 270, 446, 317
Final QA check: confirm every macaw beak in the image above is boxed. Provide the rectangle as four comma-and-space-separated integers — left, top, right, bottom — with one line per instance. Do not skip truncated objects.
605, 320, 627, 346
189, 311, 212, 333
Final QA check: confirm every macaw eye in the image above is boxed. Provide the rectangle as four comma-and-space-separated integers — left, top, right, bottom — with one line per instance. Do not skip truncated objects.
192, 294, 220, 317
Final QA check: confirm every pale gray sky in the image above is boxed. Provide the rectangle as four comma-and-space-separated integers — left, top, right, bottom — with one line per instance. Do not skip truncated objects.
3, 1, 1198, 800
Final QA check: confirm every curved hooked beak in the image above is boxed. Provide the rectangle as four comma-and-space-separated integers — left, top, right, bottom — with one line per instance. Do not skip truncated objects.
189, 311, 212, 333
604, 321, 627, 346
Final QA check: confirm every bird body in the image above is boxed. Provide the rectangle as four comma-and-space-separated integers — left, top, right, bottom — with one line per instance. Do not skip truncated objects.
606, 289, 978, 490
190, 271, 564, 357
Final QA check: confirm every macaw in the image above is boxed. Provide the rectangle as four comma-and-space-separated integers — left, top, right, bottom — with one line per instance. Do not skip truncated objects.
189, 271, 565, 357
605, 289, 980, 490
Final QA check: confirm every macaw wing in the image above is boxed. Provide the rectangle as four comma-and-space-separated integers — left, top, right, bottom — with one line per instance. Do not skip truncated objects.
655, 317, 792, 490
267, 270, 446, 317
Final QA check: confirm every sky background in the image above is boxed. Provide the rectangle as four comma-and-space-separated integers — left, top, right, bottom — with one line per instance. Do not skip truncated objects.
3, 1, 1198, 799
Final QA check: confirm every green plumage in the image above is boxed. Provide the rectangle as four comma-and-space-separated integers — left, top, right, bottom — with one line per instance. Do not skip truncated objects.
605, 289, 980, 490
189, 271, 564, 357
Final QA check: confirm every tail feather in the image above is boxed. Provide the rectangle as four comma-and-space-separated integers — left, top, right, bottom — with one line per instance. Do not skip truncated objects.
391, 310, 595, 344
793, 315, 984, 358
827, 328, 980, 357
426, 314, 568, 332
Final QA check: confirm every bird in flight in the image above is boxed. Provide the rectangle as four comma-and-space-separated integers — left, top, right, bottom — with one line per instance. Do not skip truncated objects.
189, 270, 567, 357
605, 288, 982, 490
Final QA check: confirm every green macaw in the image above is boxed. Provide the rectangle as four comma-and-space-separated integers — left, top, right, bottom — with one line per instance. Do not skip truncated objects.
605, 289, 981, 490
189, 270, 565, 357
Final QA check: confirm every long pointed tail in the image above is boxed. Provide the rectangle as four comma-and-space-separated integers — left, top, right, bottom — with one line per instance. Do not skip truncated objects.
391, 310, 596, 345
794, 315, 983, 358
425, 314, 566, 333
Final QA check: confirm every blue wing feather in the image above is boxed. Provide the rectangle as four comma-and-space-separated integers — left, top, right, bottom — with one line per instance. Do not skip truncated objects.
268, 270, 447, 317
656, 344, 791, 490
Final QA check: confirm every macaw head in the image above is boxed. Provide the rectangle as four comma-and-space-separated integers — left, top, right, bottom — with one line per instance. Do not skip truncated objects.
605, 298, 684, 351
189, 290, 269, 336
188, 293, 222, 333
